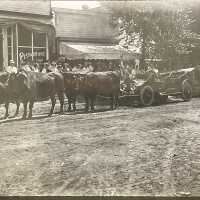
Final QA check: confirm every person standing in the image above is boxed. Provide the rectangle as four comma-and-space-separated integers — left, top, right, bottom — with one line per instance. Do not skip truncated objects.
63, 62, 72, 72
88, 61, 94, 72
108, 61, 113, 71
6, 60, 18, 73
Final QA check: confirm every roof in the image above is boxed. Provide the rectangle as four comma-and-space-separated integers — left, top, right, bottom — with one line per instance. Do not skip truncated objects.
53, 7, 117, 41
59, 42, 136, 60
53, 7, 104, 16
0, 0, 51, 16
88, 6, 112, 14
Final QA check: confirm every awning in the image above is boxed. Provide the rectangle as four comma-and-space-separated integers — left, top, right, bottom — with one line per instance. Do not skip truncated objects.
59, 42, 138, 60
0, 18, 55, 37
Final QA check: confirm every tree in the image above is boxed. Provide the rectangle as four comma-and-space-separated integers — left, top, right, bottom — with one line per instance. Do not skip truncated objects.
101, 1, 197, 70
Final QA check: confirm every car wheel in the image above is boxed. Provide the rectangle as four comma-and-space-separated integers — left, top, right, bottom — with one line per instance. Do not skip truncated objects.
182, 80, 192, 101
140, 85, 154, 106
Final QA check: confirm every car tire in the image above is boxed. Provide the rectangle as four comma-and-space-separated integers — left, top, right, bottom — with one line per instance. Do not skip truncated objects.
182, 80, 192, 101
140, 85, 155, 106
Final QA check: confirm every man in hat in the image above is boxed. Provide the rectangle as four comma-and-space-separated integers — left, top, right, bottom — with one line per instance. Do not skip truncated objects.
88, 61, 94, 72
64, 62, 72, 72
56, 62, 63, 72
6, 60, 17, 73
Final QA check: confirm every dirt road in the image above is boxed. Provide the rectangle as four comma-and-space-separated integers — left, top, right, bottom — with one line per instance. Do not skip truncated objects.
0, 98, 200, 196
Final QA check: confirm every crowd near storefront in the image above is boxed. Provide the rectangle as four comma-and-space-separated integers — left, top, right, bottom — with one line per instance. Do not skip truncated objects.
52, 6, 139, 78
0, 0, 141, 81
0, 0, 54, 72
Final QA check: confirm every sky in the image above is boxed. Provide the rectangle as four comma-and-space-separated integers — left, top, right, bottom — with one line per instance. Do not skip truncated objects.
51, 0, 199, 10
51, 1, 100, 10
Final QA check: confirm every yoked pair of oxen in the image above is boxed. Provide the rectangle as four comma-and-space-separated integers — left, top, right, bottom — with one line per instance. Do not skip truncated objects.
0, 69, 120, 119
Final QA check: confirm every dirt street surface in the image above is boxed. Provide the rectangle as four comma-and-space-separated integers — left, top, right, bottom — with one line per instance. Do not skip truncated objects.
0, 98, 200, 196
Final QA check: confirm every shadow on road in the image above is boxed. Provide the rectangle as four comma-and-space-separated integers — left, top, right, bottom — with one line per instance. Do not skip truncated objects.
62, 108, 114, 115
0, 97, 187, 125
0, 117, 24, 124
0, 114, 51, 124
0, 108, 114, 124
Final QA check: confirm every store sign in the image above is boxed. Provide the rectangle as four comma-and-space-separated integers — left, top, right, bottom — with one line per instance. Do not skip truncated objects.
19, 48, 46, 63
19, 48, 32, 62
34, 49, 46, 63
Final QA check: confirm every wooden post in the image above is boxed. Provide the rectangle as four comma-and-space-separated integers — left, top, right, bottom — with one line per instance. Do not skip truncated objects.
11, 27, 14, 60
31, 32, 34, 61
16, 23, 19, 68
46, 33, 49, 61
2, 26, 8, 71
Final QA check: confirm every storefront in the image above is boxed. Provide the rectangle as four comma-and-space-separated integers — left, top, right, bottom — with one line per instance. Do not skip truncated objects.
0, 0, 54, 71
53, 7, 140, 69
0, 21, 54, 71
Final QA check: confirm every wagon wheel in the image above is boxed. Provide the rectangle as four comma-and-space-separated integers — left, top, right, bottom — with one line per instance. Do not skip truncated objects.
140, 85, 155, 106
181, 80, 192, 101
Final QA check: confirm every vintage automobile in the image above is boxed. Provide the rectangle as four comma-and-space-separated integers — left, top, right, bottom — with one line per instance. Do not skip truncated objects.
120, 68, 193, 107
160, 67, 200, 97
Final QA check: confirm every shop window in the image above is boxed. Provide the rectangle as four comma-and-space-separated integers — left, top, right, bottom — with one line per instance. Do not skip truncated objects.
33, 48, 46, 63
18, 29, 47, 64
18, 25, 31, 47
0, 28, 3, 70
7, 27, 13, 63
7, 27, 11, 35
8, 47, 12, 63
33, 32, 46, 47
33, 32, 46, 62
8, 37, 11, 47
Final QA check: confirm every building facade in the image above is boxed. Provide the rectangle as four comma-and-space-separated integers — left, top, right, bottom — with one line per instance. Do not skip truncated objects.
52, 6, 136, 61
0, 0, 54, 71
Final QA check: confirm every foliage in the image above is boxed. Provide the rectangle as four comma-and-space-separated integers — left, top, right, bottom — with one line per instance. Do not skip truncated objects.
101, 1, 198, 70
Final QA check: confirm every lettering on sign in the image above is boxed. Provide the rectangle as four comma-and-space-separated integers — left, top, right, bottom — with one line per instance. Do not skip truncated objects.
19, 49, 46, 62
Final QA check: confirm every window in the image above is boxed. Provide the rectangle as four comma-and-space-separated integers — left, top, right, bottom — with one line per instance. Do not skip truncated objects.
7, 26, 13, 63
0, 28, 3, 70
33, 32, 46, 62
33, 48, 46, 63
17, 25, 47, 64
33, 32, 46, 47
18, 25, 31, 47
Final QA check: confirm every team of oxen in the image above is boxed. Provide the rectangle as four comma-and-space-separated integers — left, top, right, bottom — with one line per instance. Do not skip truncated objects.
0, 69, 120, 119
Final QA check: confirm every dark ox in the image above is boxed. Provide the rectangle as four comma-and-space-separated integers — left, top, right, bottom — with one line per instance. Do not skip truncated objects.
0, 72, 20, 118
8, 70, 64, 119
79, 71, 120, 112
62, 72, 80, 112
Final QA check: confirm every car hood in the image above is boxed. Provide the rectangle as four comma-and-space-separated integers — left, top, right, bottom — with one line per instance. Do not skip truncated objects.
133, 79, 146, 87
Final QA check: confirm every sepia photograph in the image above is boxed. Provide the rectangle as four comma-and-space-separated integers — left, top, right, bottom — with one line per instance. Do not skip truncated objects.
0, 0, 200, 197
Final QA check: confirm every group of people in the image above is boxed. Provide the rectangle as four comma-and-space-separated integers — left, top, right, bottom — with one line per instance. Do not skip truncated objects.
6, 59, 160, 87
120, 61, 159, 83
5, 58, 120, 74
6, 60, 40, 73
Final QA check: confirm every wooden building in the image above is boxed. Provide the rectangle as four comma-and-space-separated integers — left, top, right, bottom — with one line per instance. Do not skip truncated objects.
0, 0, 54, 71
53, 6, 136, 61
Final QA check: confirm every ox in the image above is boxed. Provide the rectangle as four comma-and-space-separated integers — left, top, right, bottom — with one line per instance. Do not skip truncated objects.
62, 72, 80, 112
8, 70, 65, 119
80, 71, 120, 112
0, 72, 20, 119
